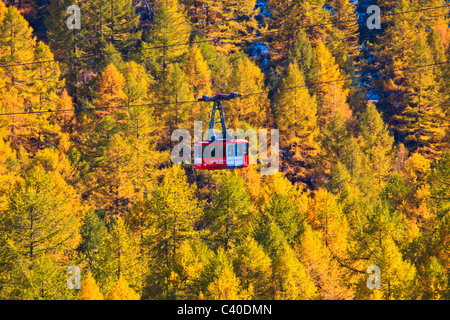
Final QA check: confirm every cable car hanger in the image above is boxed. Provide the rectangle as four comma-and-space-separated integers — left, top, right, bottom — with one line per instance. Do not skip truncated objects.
198, 92, 241, 142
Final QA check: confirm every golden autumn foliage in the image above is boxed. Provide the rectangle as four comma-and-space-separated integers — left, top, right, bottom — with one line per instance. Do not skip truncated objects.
0, 0, 449, 302
79, 273, 104, 300
107, 277, 140, 300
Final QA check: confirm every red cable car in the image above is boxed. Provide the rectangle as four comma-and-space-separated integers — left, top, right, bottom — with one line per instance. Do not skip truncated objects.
194, 93, 249, 170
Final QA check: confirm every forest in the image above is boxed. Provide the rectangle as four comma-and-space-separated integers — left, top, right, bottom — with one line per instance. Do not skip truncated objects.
0, 0, 449, 300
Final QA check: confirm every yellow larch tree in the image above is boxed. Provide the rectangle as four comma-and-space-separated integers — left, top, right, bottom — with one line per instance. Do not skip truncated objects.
312, 40, 352, 128
79, 272, 104, 300
95, 63, 127, 117
107, 277, 140, 300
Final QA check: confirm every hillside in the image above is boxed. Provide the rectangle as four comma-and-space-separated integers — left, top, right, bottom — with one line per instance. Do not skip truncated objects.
0, 0, 449, 300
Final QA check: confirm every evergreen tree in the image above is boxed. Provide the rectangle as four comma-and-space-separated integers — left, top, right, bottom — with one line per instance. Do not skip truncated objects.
429, 152, 450, 217
45, 0, 87, 104
157, 63, 195, 144
264, 194, 304, 245
77, 209, 107, 268
325, 0, 359, 74
421, 256, 448, 300
146, 165, 200, 266
273, 61, 320, 186
394, 29, 446, 158
0, 165, 81, 269
231, 236, 273, 299
141, 0, 191, 75
94, 216, 145, 295
85, 0, 141, 51
296, 224, 354, 299
205, 249, 245, 299
312, 40, 352, 128
226, 52, 268, 128
272, 243, 317, 300
181, 0, 261, 54
206, 171, 252, 251
287, 29, 318, 86
358, 103, 394, 188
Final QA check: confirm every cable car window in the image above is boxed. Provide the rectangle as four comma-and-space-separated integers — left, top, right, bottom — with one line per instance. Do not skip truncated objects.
202, 146, 208, 158
219, 144, 225, 158
227, 144, 234, 156
244, 144, 248, 156
236, 144, 243, 156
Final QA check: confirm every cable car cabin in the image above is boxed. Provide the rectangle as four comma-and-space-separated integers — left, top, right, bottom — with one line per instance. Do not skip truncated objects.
194, 139, 249, 170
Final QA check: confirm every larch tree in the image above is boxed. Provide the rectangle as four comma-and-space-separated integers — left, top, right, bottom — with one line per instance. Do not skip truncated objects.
183, 43, 212, 124
141, 0, 191, 75
268, 0, 332, 62
157, 63, 195, 145
357, 102, 394, 189
184, 43, 212, 98
122, 61, 151, 107
95, 63, 128, 117
370, 236, 419, 300
0, 165, 81, 269
206, 171, 253, 251
273, 61, 321, 186
272, 243, 317, 300
296, 224, 354, 300
79, 272, 105, 300
306, 189, 350, 259
107, 277, 140, 300
312, 40, 352, 128
146, 165, 201, 267
27, 41, 64, 147
225, 52, 268, 129
0, 3, 36, 135
94, 216, 145, 296
181, 0, 261, 54
77, 208, 107, 269
204, 249, 245, 300
171, 239, 214, 299
231, 236, 273, 299
0, 4, 35, 92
